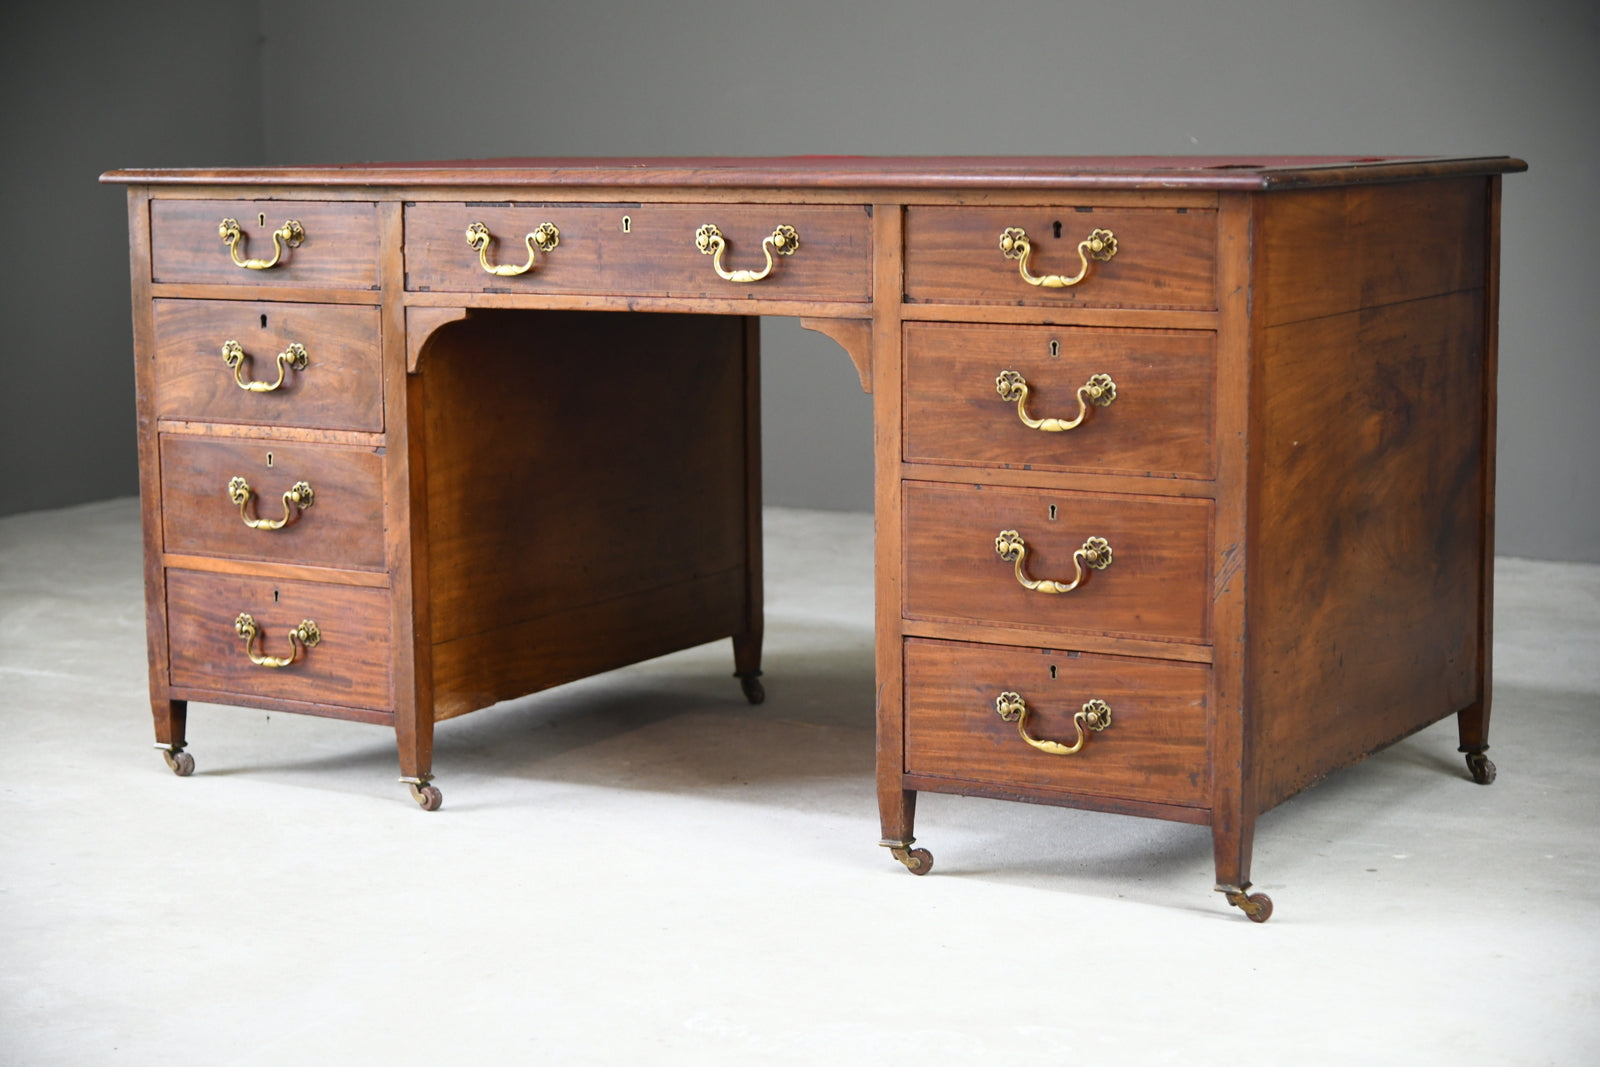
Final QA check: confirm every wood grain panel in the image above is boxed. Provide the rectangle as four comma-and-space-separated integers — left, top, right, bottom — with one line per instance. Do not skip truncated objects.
903, 482, 1212, 644
160, 435, 385, 570
417, 309, 753, 651
404, 203, 871, 301
1249, 290, 1486, 809
1257, 178, 1486, 326
904, 205, 1216, 309
903, 322, 1215, 478
150, 200, 379, 289
152, 299, 382, 431
904, 639, 1210, 807
432, 569, 744, 720
166, 570, 392, 710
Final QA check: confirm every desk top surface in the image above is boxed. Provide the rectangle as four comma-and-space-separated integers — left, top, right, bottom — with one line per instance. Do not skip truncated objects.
103, 155, 1525, 191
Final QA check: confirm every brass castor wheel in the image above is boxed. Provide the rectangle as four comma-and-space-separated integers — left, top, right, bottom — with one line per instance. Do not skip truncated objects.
889, 844, 934, 876
1222, 885, 1274, 923
159, 747, 194, 777
404, 779, 442, 811
736, 671, 765, 705
1465, 750, 1497, 785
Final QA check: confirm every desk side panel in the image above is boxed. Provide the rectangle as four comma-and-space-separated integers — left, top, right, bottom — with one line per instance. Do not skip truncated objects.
1248, 180, 1490, 811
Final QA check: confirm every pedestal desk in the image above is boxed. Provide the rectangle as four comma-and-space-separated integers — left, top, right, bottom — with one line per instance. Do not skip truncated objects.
103, 155, 1523, 920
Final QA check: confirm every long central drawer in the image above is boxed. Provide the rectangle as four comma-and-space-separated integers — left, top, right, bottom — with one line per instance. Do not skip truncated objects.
403, 202, 872, 301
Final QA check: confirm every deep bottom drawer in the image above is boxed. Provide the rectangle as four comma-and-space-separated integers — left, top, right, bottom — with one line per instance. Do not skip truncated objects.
904, 638, 1210, 807
166, 570, 392, 711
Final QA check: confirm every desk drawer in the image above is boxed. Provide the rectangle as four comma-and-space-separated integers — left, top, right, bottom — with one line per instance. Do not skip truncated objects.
903, 205, 1216, 309
903, 482, 1211, 644
904, 638, 1210, 807
150, 200, 380, 289
152, 300, 382, 432
166, 570, 392, 711
404, 202, 872, 302
903, 323, 1215, 478
160, 436, 386, 571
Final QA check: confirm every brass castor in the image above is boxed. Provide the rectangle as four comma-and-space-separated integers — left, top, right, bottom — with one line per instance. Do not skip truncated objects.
736, 671, 765, 705
1220, 885, 1274, 923
888, 843, 934, 876
1464, 750, 1497, 785
159, 746, 194, 777
404, 778, 442, 811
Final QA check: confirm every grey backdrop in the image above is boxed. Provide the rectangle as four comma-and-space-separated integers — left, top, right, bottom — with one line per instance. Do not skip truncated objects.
5, 0, 1595, 561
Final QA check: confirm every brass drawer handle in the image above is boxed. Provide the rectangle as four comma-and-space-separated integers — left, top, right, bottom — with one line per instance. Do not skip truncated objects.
995, 692, 1111, 755
996, 370, 1116, 431
995, 530, 1112, 593
219, 217, 304, 270
221, 339, 308, 393
695, 223, 799, 283
998, 226, 1117, 288
234, 612, 320, 669
228, 476, 314, 531
466, 220, 559, 276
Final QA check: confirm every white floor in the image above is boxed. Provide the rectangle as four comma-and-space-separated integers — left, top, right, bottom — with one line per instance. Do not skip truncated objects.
2, 499, 1597, 1065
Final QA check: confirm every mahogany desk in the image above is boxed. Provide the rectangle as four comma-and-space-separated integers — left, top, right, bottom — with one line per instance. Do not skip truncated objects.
103, 155, 1523, 920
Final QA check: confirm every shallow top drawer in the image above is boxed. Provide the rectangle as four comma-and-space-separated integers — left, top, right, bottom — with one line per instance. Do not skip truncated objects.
150, 200, 380, 289
904, 206, 1216, 310
404, 202, 872, 302
152, 300, 382, 432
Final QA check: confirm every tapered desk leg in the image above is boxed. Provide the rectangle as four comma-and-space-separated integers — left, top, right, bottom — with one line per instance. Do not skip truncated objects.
733, 316, 765, 707
1458, 700, 1496, 784
153, 698, 192, 776
1460, 175, 1500, 790
879, 788, 930, 874
395, 695, 437, 811
1212, 806, 1270, 921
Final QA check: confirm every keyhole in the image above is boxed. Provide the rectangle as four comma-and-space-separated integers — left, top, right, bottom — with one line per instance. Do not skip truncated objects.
1049, 504, 1058, 521
1052, 220, 1063, 239
273, 589, 280, 603
1049, 339, 1060, 358
258, 213, 266, 227
266, 452, 274, 468
260, 313, 268, 329
621, 215, 631, 233
1050, 664, 1058, 680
